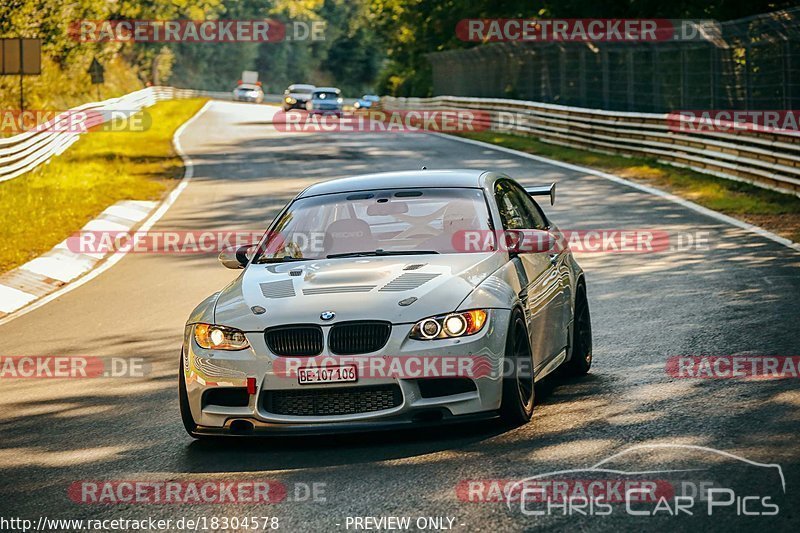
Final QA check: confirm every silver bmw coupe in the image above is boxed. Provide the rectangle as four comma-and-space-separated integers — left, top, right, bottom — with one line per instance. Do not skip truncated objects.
180, 169, 592, 437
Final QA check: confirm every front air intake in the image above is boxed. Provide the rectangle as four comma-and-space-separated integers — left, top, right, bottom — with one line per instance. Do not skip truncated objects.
263, 385, 403, 416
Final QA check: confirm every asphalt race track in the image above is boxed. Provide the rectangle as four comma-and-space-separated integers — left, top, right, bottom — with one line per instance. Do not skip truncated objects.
1, 101, 798, 531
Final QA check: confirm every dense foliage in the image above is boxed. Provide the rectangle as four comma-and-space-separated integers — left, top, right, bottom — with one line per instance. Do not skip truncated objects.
1, 0, 795, 106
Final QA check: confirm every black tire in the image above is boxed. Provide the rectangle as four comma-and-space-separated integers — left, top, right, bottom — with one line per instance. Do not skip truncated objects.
179, 351, 203, 439
564, 283, 593, 375
500, 309, 535, 426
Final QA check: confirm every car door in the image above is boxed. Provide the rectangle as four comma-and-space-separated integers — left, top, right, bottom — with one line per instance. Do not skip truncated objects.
494, 180, 564, 372
512, 183, 571, 358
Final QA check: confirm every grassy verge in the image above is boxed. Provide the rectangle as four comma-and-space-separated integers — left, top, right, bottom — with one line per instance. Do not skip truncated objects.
457, 131, 800, 243
0, 98, 208, 273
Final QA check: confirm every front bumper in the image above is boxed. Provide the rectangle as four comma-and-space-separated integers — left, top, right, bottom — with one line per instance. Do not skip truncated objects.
183, 309, 512, 434
193, 411, 499, 437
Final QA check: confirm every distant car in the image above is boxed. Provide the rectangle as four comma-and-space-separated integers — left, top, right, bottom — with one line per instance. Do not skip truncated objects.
306, 87, 343, 116
282, 84, 316, 111
232, 83, 264, 103
353, 94, 380, 110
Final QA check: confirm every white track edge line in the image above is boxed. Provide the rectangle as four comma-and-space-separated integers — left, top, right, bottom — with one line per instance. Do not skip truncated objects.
0, 100, 214, 327
432, 132, 800, 253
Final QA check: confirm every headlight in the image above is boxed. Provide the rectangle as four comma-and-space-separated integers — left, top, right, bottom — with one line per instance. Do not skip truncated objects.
194, 323, 250, 350
285, 96, 296, 104
410, 310, 488, 340
337, 97, 344, 104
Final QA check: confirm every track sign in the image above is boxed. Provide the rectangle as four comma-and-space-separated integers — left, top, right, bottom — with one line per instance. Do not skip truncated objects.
21, 39, 41, 74
0, 38, 41, 75
88, 57, 104, 84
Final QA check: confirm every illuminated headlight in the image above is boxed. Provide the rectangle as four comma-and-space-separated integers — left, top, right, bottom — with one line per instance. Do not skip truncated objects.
285, 96, 296, 104
337, 97, 344, 104
444, 314, 467, 336
410, 310, 488, 340
194, 324, 250, 351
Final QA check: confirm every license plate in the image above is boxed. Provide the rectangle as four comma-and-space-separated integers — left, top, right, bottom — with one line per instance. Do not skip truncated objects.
297, 364, 358, 385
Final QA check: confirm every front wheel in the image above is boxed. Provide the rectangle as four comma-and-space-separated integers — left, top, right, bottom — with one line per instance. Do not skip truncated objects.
563, 283, 593, 375
500, 309, 535, 426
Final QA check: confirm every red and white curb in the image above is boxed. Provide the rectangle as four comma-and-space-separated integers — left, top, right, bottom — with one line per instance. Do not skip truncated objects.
0, 100, 212, 325
0, 200, 156, 317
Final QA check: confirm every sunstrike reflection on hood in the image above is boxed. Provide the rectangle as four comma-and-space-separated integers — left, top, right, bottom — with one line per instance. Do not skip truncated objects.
213, 252, 506, 331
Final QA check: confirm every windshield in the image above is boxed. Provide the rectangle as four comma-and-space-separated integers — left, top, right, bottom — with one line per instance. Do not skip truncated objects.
254, 188, 493, 262
291, 87, 314, 94
236, 84, 259, 91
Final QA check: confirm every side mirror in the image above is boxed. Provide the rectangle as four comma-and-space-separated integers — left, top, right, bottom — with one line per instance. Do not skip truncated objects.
504, 229, 556, 254
218, 244, 255, 269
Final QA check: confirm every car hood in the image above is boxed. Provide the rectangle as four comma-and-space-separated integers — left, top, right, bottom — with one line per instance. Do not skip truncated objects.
213, 253, 505, 330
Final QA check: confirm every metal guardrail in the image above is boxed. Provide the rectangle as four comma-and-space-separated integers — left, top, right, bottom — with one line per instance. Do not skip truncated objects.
0, 86, 227, 184
382, 95, 800, 197
7, 87, 798, 197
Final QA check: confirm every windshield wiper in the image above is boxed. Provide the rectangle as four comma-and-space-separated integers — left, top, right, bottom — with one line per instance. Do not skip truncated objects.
254, 256, 315, 264
326, 250, 439, 259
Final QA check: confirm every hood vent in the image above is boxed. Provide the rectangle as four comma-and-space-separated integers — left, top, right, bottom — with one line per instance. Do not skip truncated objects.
260, 280, 296, 298
303, 285, 375, 295
379, 273, 440, 292
289, 269, 303, 277
403, 263, 427, 270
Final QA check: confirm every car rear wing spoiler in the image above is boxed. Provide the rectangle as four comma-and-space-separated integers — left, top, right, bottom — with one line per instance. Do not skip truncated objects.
525, 183, 556, 206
